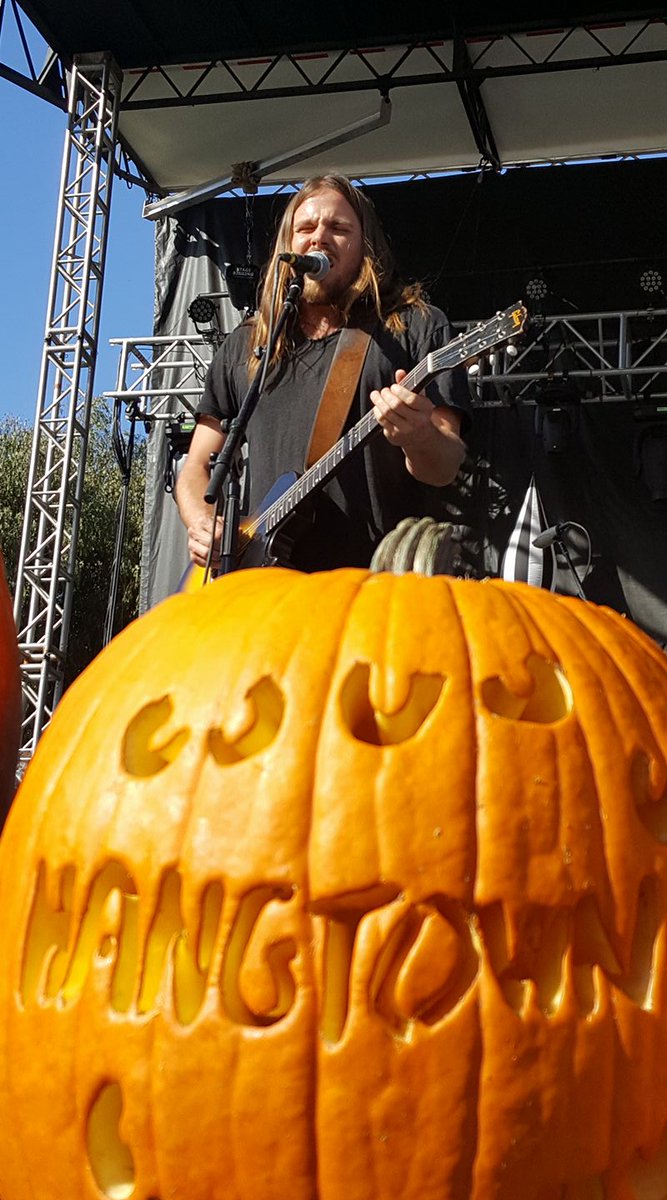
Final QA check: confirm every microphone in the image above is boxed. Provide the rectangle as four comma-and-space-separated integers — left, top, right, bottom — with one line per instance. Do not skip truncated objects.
533, 523, 569, 549
278, 251, 330, 280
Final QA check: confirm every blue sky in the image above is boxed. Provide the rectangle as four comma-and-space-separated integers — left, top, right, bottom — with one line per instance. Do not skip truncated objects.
0, 64, 155, 425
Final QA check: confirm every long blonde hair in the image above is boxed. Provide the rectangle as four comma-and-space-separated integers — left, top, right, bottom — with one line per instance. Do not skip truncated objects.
248, 174, 426, 373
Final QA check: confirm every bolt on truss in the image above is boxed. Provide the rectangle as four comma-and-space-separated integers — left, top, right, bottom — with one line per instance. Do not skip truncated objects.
13, 53, 122, 769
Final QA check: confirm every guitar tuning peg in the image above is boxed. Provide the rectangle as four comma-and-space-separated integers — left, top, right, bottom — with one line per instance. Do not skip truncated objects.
506, 342, 519, 357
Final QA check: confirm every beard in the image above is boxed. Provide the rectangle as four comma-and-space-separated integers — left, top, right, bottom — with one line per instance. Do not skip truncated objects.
302, 277, 344, 306
301, 261, 363, 308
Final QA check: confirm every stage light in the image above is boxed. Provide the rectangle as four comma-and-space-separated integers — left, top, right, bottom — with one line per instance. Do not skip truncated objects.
525, 275, 548, 303
188, 296, 217, 325
639, 268, 665, 298
187, 294, 224, 347
533, 379, 581, 454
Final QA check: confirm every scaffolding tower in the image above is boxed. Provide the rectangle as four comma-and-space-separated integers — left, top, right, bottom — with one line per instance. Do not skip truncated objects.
13, 53, 121, 771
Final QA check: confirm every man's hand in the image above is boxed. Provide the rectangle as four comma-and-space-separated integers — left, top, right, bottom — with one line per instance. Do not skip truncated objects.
175, 416, 227, 566
371, 369, 466, 486
186, 511, 224, 568
372, 368, 437, 448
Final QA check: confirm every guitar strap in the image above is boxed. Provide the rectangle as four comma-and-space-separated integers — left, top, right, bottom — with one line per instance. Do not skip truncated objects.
305, 325, 373, 469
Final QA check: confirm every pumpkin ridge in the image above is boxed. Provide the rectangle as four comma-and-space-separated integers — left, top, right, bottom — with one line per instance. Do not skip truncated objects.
491, 582, 584, 908
31, 609, 173, 871
513, 585, 656, 967
145, 1006, 163, 1197
280, 570, 370, 1200
441, 575, 479, 889
311, 570, 383, 890
561, 600, 667, 805
440, 579, 484, 1200
67, 615, 194, 935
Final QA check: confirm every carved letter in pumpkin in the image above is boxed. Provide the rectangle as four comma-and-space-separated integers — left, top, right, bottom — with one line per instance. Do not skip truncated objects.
0, 548, 20, 824
0, 569, 667, 1200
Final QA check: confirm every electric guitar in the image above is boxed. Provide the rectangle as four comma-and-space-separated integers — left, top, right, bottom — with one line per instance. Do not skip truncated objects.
182, 302, 528, 589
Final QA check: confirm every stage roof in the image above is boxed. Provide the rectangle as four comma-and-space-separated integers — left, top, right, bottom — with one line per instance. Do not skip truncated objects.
9, 2, 667, 205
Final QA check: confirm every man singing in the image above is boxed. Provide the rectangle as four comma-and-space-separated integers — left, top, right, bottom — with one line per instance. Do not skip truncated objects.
176, 173, 470, 572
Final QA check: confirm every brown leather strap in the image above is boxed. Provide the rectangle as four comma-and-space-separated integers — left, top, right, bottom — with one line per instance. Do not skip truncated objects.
305, 326, 372, 469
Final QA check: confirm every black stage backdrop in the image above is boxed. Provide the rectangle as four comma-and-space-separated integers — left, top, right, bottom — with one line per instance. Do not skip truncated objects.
146, 160, 667, 646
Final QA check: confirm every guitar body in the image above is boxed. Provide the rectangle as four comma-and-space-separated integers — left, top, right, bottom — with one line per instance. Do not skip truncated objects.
237, 473, 313, 569
180, 473, 316, 591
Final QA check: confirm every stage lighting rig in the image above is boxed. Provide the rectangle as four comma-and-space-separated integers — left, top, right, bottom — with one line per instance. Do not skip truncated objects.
639, 268, 665, 302
187, 294, 225, 347
525, 275, 549, 304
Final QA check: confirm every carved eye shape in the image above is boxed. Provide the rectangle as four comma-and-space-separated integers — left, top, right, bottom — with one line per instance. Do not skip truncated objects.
123, 696, 190, 777
340, 663, 445, 746
208, 676, 285, 764
480, 653, 572, 724
632, 750, 667, 843
86, 1081, 135, 1200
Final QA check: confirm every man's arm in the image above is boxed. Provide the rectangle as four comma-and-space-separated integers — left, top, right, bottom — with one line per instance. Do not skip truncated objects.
175, 416, 226, 566
371, 369, 467, 486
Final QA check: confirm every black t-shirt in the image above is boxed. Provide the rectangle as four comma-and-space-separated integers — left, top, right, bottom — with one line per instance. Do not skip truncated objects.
198, 304, 471, 570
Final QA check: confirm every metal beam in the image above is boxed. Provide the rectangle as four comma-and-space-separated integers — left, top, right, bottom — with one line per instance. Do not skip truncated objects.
143, 95, 391, 220
121, 35, 667, 112
453, 33, 500, 171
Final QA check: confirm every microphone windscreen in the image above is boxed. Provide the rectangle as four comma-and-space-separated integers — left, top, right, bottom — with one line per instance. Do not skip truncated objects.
532, 526, 559, 549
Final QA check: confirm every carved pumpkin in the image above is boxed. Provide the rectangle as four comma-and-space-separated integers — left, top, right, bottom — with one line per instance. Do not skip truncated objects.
0, 568, 667, 1200
0, 549, 20, 823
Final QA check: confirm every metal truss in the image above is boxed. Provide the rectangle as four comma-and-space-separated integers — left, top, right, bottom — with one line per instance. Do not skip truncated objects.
0, 0, 67, 106
104, 334, 215, 423
0, 4, 160, 194
464, 307, 667, 407
13, 53, 121, 769
103, 307, 667, 428
120, 19, 667, 112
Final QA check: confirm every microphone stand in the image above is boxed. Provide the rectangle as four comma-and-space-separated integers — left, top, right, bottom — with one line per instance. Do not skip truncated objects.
551, 524, 587, 600
203, 272, 305, 576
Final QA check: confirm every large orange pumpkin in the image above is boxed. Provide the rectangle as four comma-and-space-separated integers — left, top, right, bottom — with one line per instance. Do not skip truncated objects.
0, 569, 666, 1200
0, 549, 21, 824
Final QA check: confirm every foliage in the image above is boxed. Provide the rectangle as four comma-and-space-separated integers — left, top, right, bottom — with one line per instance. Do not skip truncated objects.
0, 400, 146, 686
0, 551, 20, 826
0, 416, 31, 583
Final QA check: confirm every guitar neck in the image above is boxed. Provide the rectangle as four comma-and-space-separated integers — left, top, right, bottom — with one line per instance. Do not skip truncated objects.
256, 348, 454, 536
251, 304, 527, 538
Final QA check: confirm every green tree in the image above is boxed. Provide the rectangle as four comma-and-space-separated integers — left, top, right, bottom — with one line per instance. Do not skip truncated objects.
0, 400, 146, 687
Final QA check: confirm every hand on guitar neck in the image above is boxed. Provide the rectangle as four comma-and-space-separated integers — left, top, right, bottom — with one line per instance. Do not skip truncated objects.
371, 367, 466, 486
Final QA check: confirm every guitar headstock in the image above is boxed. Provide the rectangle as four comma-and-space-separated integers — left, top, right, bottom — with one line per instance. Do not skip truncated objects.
467, 302, 529, 355
431, 303, 529, 376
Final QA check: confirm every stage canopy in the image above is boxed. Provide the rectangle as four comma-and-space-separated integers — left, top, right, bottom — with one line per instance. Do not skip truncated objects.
9, 2, 667, 205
